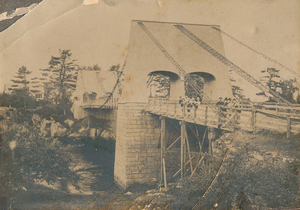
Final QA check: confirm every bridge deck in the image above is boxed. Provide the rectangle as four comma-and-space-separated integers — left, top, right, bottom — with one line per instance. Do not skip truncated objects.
145, 99, 300, 135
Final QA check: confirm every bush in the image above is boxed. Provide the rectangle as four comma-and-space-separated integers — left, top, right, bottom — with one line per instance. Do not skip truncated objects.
0, 116, 80, 205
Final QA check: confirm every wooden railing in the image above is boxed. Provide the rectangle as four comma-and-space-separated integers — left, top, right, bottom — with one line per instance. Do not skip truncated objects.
81, 96, 119, 109
146, 98, 300, 137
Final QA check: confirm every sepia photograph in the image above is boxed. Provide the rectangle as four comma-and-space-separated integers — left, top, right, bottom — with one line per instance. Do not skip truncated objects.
0, 0, 299, 209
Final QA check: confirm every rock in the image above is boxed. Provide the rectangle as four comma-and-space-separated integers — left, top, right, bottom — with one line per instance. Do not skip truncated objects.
264, 153, 273, 164
50, 121, 67, 137
89, 128, 97, 138
31, 114, 41, 125
96, 128, 103, 137
100, 130, 110, 139
68, 132, 80, 138
40, 118, 51, 136
65, 119, 74, 128
78, 127, 89, 136
252, 152, 264, 161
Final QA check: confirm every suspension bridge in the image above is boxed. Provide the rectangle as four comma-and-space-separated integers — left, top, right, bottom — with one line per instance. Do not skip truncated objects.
73, 20, 300, 190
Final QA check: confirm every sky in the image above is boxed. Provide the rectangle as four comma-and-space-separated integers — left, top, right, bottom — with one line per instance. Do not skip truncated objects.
0, 0, 299, 100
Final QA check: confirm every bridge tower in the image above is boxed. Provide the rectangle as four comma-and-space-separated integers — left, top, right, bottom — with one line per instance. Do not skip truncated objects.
114, 20, 233, 188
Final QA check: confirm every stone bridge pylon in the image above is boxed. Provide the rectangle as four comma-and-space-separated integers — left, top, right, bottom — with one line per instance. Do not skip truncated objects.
114, 20, 233, 188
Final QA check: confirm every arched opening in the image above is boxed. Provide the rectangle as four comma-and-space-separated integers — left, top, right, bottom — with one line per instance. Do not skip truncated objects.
83, 91, 97, 103
185, 72, 216, 100
147, 71, 183, 100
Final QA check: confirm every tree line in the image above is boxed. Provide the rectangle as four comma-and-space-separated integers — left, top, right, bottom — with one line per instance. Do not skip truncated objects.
0, 49, 121, 115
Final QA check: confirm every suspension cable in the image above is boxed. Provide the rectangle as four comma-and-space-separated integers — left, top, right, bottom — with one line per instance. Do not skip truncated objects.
98, 60, 126, 109
212, 27, 300, 78
174, 24, 290, 106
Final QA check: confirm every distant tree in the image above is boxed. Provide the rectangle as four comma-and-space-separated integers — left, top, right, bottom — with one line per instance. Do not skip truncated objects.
229, 69, 246, 100
8, 66, 31, 108
108, 64, 120, 72
78, 64, 101, 71
41, 50, 78, 114
258, 68, 298, 103
185, 74, 204, 99
148, 73, 170, 98
231, 85, 246, 99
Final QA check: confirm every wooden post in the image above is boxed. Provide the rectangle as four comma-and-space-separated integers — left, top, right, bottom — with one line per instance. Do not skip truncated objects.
160, 116, 167, 189
180, 121, 186, 179
205, 106, 208, 125
208, 127, 213, 155
185, 129, 193, 174
174, 102, 177, 116
234, 109, 238, 128
251, 110, 256, 133
287, 117, 291, 139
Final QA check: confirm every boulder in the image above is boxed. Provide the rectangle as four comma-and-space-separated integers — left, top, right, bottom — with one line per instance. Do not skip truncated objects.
65, 119, 74, 128
89, 128, 97, 138
40, 118, 51, 136
252, 152, 264, 161
78, 127, 89, 136
68, 132, 81, 138
31, 113, 41, 125
100, 130, 110, 139
50, 121, 67, 137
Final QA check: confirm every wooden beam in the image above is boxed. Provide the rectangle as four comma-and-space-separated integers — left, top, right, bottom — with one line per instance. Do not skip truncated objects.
251, 110, 256, 133
173, 154, 196, 178
166, 136, 180, 151
205, 106, 208, 125
180, 121, 186, 179
287, 117, 291, 139
185, 129, 193, 174
191, 156, 205, 177
160, 116, 166, 188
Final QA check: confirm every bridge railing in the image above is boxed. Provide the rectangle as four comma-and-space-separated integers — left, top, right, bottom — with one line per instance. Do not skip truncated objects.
81, 96, 119, 109
146, 98, 300, 135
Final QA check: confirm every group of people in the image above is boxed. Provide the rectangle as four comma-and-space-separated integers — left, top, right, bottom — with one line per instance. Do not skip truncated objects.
216, 97, 239, 108
178, 96, 240, 110
179, 96, 202, 109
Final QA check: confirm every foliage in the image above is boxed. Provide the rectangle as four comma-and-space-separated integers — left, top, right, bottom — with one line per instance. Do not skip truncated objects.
185, 74, 204, 99
78, 64, 101, 71
40, 49, 78, 114
229, 69, 246, 99
148, 73, 170, 98
258, 68, 299, 103
8, 66, 32, 108
0, 110, 80, 202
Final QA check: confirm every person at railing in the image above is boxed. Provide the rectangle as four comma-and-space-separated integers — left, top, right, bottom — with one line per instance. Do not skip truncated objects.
216, 97, 225, 106
224, 97, 230, 107
179, 96, 185, 107
185, 97, 192, 117
194, 97, 201, 108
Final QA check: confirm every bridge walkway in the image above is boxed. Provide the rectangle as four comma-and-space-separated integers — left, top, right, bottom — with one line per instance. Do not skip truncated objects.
145, 98, 300, 136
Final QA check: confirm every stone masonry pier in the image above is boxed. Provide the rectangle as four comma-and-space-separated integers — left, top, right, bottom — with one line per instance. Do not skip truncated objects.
114, 102, 161, 188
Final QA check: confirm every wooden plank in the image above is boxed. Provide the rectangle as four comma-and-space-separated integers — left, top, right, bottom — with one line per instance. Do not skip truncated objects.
160, 117, 166, 187
180, 121, 186, 179
166, 136, 181, 151
287, 118, 291, 139
185, 129, 193, 173
173, 154, 196, 178
255, 119, 287, 127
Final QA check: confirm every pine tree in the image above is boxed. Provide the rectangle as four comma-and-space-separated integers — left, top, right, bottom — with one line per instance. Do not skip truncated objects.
8, 66, 31, 108
41, 49, 77, 114
258, 68, 298, 103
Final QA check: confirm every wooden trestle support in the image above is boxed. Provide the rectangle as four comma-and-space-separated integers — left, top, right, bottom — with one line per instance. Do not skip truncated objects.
159, 116, 216, 190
